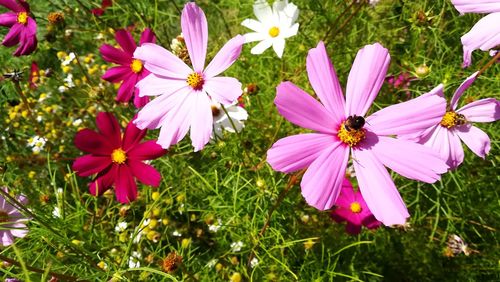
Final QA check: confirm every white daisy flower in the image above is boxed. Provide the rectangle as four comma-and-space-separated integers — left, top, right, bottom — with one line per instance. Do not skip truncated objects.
61, 52, 76, 66
242, 0, 299, 58
128, 251, 141, 268
210, 101, 248, 138
115, 221, 128, 233
230, 241, 244, 252
250, 257, 259, 268
208, 218, 223, 233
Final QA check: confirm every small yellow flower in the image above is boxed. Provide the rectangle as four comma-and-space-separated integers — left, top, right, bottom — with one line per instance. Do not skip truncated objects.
28, 171, 36, 179
181, 238, 191, 248
152, 191, 160, 201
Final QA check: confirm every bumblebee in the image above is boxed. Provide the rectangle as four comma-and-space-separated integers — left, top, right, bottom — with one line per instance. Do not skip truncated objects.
344, 115, 365, 131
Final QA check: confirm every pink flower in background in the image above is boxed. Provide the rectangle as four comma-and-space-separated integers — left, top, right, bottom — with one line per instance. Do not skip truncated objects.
100, 28, 156, 108
451, 0, 500, 67
133, 3, 244, 151
331, 178, 381, 235
72, 112, 167, 203
0, 0, 37, 56
92, 0, 112, 16
29, 60, 39, 89
385, 71, 417, 98
267, 41, 448, 226
0, 187, 29, 246
402, 72, 500, 169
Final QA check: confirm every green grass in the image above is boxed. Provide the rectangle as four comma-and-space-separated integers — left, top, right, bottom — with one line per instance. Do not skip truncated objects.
0, 0, 499, 281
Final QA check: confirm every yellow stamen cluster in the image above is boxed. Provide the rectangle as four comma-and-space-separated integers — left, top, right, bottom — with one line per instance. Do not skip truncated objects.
440, 111, 465, 128
187, 72, 204, 90
111, 148, 127, 164
47, 12, 64, 24
350, 202, 362, 213
337, 122, 366, 147
268, 26, 280, 38
17, 12, 28, 25
130, 59, 143, 74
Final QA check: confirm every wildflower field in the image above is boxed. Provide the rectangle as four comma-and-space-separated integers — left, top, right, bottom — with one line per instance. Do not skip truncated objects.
0, 0, 499, 281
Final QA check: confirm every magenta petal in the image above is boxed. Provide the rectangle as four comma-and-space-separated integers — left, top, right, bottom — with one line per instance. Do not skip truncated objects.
96, 112, 122, 148
371, 136, 448, 183
122, 119, 147, 150
115, 73, 135, 103
204, 35, 244, 78
457, 98, 500, 122
115, 165, 138, 203
189, 92, 212, 152
2, 23, 22, 47
345, 43, 390, 117
74, 129, 113, 155
450, 71, 478, 110
306, 41, 346, 123
455, 125, 491, 159
128, 160, 161, 187
0, 12, 17, 27
275, 81, 337, 134
114, 29, 136, 55
134, 43, 192, 79
14, 27, 36, 56
128, 140, 167, 160
133, 93, 149, 108
267, 133, 338, 173
366, 88, 446, 136
102, 66, 131, 83
72, 155, 111, 177
89, 165, 117, 196
203, 76, 242, 105
419, 126, 464, 169
181, 2, 208, 72
301, 143, 349, 210
100, 44, 131, 65
451, 0, 500, 14
136, 73, 187, 97
352, 149, 409, 226
0, 0, 22, 12
461, 12, 500, 68
345, 223, 362, 235
139, 28, 156, 45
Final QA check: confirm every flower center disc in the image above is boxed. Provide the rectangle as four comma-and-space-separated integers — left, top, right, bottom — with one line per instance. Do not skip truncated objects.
338, 122, 366, 147
187, 72, 204, 90
440, 111, 466, 128
268, 26, 280, 38
111, 148, 127, 164
130, 59, 143, 74
17, 12, 28, 25
350, 202, 362, 213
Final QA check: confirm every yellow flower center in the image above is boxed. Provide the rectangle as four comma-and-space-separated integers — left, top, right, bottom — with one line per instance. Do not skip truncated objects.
130, 59, 143, 74
111, 148, 127, 164
268, 26, 280, 38
440, 111, 466, 128
17, 12, 28, 25
350, 202, 362, 213
186, 72, 204, 90
337, 122, 366, 147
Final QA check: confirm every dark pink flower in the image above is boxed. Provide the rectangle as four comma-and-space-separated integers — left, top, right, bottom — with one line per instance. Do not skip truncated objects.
0, 0, 37, 56
29, 60, 39, 89
100, 28, 156, 108
72, 112, 167, 203
91, 0, 112, 16
331, 178, 381, 235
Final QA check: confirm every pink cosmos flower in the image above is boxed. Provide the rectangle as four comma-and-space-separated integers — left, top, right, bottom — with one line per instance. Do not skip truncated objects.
133, 2, 245, 151
0, 0, 37, 56
100, 28, 156, 108
451, 0, 500, 67
266, 41, 449, 226
91, 0, 112, 16
402, 72, 500, 169
0, 187, 29, 246
72, 112, 167, 203
330, 178, 381, 235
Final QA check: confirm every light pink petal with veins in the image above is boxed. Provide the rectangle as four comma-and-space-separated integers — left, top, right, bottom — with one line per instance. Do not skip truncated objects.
461, 13, 500, 68
136, 73, 186, 97
181, 2, 208, 72
450, 71, 478, 110
156, 91, 195, 149
134, 43, 192, 79
419, 125, 464, 169
189, 92, 213, 152
204, 35, 244, 78
455, 125, 491, 159
451, 0, 500, 14
457, 98, 500, 122
203, 76, 242, 105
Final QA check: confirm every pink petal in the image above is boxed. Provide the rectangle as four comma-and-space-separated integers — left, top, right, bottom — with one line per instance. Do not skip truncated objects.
156, 92, 194, 149
306, 41, 346, 123
115, 165, 138, 203
457, 98, 500, 122
189, 92, 213, 151
2, 23, 22, 47
100, 44, 131, 65
134, 43, 192, 79
115, 29, 137, 55
370, 136, 448, 183
74, 129, 113, 155
275, 81, 337, 134
203, 76, 242, 105
128, 160, 161, 187
0, 0, 22, 13
301, 143, 349, 210
366, 87, 446, 136
139, 28, 156, 45
451, 0, 500, 14
128, 140, 167, 160
14, 24, 36, 56
0, 12, 17, 27
345, 223, 362, 235
203, 35, 244, 78
267, 133, 338, 173
181, 2, 208, 72
455, 125, 491, 159
0, 231, 14, 246
345, 43, 390, 117
450, 71, 478, 110
115, 73, 135, 103
122, 118, 147, 150
418, 126, 464, 169
89, 165, 118, 196
72, 155, 111, 177
133, 94, 149, 108
102, 66, 132, 83
96, 112, 122, 148
10, 223, 28, 238
136, 73, 187, 97
461, 12, 500, 68
352, 148, 409, 226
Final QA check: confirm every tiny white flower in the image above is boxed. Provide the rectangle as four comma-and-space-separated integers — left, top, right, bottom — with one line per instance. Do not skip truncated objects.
205, 259, 218, 268
61, 52, 76, 66
250, 257, 259, 268
95, 33, 105, 40
142, 218, 151, 227
130, 228, 143, 243
72, 119, 82, 127
230, 241, 244, 252
242, 0, 299, 58
58, 85, 68, 93
172, 230, 182, 237
210, 102, 248, 139
36, 115, 43, 122
208, 218, 222, 233
115, 221, 128, 233
128, 251, 142, 268
64, 73, 75, 88
52, 207, 61, 218
28, 135, 47, 154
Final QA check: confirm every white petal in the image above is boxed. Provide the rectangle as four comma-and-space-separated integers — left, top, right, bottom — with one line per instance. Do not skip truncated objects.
251, 39, 273, 55
272, 39, 286, 58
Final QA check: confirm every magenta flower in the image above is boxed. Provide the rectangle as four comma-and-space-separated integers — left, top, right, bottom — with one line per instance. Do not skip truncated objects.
0, 0, 37, 56
0, 187, 29, 246
72, 112, 167, 203
100, 28, 156, 108
330, 178, 381, 235
267, 41, 449, 226
91, 0, 112, 17
133, 2, 245, 151
403, 72, 500, 169
451, 0, 500, 67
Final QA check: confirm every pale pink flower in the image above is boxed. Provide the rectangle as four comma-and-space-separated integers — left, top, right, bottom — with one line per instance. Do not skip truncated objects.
267, 41, 448, 226
0, 187, 29, 246
402, 72, 500, 169
133, 3, 245, 151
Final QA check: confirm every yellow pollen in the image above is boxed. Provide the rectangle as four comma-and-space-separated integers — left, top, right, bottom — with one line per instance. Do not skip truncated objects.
186, 72, 204, 90
111, 148, 127, 164
337, 122, 366, 147
350, 202, 362, 213
130, 59, 143, 73
268, 26, 280, 38
17, 12, 28, 25
440, 111, 466, 128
